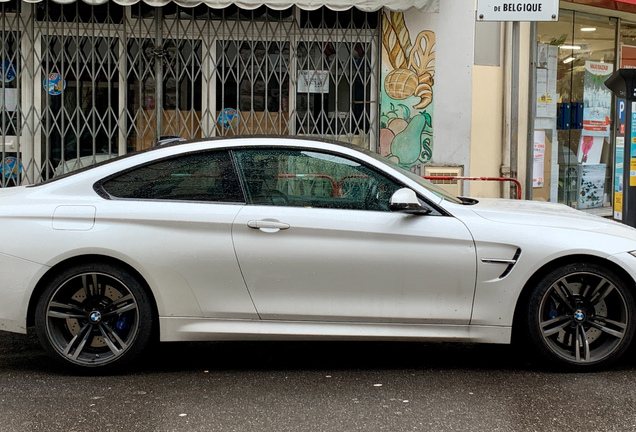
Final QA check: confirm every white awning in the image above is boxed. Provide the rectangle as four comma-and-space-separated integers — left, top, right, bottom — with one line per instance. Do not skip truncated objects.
12, 0, 439, 12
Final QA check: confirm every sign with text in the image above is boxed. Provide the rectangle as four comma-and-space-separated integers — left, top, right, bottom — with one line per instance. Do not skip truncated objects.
477, 1, 559, 21
298, 71, 329, 93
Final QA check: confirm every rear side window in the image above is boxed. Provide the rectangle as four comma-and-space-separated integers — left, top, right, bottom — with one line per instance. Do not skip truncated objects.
100, 150, 244, 203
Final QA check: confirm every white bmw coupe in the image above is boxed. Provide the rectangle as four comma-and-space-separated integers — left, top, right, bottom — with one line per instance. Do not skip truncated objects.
1, 136, 635, 372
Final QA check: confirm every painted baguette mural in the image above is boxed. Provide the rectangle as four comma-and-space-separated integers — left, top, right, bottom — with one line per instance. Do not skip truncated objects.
381, 11, 435, 171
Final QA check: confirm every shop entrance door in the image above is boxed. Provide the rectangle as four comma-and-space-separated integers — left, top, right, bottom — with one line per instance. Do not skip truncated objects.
536, 11, 616, 210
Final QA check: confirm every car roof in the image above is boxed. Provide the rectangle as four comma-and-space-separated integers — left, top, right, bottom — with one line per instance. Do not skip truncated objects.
32, 136, 376, 187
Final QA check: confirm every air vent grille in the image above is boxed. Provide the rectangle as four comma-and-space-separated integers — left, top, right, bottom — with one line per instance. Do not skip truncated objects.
424, 166, 463, 196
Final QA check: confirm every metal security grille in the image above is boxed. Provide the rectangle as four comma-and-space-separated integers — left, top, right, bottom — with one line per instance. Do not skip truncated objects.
0, 1, 379, 185
39, 28, 121, 178
0, 0, 26, 187
296, 9, 378, 146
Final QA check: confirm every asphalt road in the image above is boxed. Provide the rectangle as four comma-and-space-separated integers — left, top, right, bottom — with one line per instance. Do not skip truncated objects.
1, 330, 636, 432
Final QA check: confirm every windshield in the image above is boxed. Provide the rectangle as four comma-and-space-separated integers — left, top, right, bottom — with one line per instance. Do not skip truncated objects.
361, 149, 463, 204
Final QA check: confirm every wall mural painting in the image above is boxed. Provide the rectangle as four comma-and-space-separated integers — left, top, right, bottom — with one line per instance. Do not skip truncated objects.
380, 11, 435, 171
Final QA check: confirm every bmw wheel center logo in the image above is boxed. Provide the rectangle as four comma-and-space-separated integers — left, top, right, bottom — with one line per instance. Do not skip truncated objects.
574, 309, 586, 322
89, 311, 102, 324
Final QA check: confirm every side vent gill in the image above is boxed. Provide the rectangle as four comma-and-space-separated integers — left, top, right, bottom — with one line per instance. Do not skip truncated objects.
499, 248, 521, 279
480, 248, 522, 279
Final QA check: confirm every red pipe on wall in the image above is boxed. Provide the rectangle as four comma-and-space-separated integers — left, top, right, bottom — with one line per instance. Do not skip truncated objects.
423, 176, 522, 199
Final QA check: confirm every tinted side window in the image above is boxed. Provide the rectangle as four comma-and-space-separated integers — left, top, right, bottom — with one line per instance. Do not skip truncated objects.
233, 149, 401, 211
101, 151, 244, 202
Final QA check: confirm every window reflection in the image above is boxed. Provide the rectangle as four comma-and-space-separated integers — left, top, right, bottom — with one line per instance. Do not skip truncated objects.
536, 11, 616, 210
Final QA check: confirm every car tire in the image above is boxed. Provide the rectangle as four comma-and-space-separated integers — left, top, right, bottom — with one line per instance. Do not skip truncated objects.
35, 262, 154, 373
525, 262, 636, 371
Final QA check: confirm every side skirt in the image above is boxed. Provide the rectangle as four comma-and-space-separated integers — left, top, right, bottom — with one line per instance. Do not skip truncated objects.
159, 317, 512, 344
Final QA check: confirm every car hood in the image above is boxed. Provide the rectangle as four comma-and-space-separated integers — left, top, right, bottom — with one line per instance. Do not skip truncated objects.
468, 198, 636, 240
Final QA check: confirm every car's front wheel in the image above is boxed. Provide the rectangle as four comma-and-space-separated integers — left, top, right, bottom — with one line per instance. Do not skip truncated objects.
35, 263, 154, 373
525, 263, 636, 370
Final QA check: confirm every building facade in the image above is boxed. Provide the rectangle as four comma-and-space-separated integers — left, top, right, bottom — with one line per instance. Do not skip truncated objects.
470, 0, 636, 215
0, 0, 480, 190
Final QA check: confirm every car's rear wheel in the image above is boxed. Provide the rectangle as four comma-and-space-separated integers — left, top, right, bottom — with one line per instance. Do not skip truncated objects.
526, 263, 636, 370
35, 263, 153, 373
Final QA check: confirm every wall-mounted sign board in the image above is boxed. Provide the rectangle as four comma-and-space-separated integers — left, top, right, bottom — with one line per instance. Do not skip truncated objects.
476, 1, 559, 21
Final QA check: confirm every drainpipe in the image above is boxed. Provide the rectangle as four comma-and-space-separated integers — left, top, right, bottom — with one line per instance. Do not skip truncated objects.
502, 22, 524, 200
526, 22, 537, 201
501, 22, 513, 199
510, 21, 520, 199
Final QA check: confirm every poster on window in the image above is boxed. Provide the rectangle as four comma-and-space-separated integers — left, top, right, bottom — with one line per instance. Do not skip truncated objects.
0, 61, 16, 83
621, 45, 636, 69
577, 135, 605, 164
533, 130, 545, 188
582, 61, 613, 137
578, 163, 606, 209
535, 44, 557, 118
43, 73, 66, 96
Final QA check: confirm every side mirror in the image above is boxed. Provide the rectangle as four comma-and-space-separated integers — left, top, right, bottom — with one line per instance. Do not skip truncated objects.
389, 188, 431, 215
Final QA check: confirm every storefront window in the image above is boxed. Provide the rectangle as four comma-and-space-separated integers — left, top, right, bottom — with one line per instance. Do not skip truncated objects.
216, 40, 291, 136
41, 35, 120, 176
536, 11, 616, 211
126, 38, 203, 152
295, 41, 372, 139
0, 3, 380, 186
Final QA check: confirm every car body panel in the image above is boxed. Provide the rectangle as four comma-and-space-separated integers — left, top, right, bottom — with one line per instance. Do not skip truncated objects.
0, 188, 257, 327
441, 200, 636, 327
91, 199, 258, 319
233, 204, 477, 323
0, 252, 48, 333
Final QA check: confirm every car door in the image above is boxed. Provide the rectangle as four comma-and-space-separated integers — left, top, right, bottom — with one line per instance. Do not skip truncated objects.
231, 148, 477, 324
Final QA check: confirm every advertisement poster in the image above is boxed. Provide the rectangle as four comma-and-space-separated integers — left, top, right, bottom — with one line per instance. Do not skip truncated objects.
578, 135, 604, 164
621, 45, 636, 69
217, 108, 239, 130
533, 130, 545, 188
43, 73, 66, 96
632, 102, 636, 187
615, 137, 624, 220
578, 164, 606, 209
582, 61, 613, 137
0, 60, 16, 83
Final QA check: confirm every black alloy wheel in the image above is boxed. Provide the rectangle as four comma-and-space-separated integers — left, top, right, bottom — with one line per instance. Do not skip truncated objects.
526, 263, 636, 370
35, 263, 153, 372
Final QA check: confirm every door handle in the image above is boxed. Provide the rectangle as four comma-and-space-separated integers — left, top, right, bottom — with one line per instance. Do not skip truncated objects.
247, 220, 290, 232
